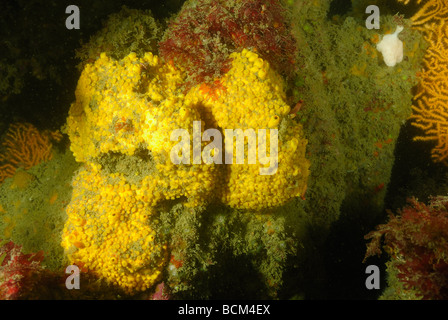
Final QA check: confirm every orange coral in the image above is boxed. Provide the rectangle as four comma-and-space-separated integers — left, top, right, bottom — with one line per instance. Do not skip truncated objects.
0, 123, 61, 184
410, 21, 448, 163
0, 163, 16, 185
398, 0, 448, 163
398, 0, 448, 30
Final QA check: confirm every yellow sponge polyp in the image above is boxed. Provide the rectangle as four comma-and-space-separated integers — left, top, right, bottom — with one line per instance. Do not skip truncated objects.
61, 165, 167, 294
187, 50, 310, 210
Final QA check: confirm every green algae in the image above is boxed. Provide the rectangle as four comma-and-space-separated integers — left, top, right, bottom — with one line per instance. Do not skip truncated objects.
291, 4, 424, 225
0, 148, 79, 271
75, 6, 164, 69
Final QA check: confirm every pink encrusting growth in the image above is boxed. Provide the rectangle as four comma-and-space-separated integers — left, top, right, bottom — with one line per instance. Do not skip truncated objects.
150, 282, 171, 300
159, 0, 298, 91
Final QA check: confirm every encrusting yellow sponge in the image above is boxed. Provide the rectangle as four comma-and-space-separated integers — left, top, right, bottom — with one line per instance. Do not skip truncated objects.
63, 49, 310, 293
61, 164, 167, 294
187, 49, 310, 210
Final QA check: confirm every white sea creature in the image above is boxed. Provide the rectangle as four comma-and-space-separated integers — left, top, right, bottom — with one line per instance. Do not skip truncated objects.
376, 26, 404, 67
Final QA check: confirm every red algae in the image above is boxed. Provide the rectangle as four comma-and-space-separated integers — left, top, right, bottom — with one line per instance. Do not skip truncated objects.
159, 0, 298, 91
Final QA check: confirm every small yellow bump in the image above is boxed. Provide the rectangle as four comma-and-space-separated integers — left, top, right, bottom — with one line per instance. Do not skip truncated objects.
254, 58, 264, 68
268, 115, 280, 128
258, 69, 267, 80
250, 66, 259, 74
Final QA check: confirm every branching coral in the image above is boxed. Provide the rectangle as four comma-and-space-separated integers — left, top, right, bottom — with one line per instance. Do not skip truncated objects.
398, 1, 448, 163
0, 123, 61, 184
410, 21, 448, 163
397, 0, 448, 30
